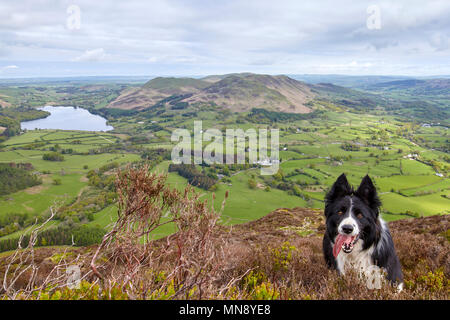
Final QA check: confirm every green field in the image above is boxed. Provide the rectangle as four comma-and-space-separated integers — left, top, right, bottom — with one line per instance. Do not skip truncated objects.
0, 81, 448, 248
0, 173, 85, 218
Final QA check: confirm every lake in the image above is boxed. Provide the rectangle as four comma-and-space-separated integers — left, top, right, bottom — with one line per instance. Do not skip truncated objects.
21, 106, 114, 132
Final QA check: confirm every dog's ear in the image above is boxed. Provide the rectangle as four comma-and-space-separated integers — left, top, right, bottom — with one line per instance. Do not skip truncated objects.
325, 173, 352, 204
355, 175, 381, 213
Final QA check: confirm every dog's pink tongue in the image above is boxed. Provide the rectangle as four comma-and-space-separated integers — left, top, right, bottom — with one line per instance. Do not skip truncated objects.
333, 234, 353, 258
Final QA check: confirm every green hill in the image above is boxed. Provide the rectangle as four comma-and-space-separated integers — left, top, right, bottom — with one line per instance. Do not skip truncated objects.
370, 78, 450, 96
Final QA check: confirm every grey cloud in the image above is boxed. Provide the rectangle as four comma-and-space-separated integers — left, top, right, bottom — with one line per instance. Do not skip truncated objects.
0, 0, 449, 76
72, 48, 107, 62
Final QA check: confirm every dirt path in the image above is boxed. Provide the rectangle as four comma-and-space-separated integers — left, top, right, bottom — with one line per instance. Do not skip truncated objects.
76, 186, 89, 202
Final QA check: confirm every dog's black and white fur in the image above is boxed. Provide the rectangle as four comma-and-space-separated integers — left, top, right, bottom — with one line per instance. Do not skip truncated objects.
323, 174, 403, 290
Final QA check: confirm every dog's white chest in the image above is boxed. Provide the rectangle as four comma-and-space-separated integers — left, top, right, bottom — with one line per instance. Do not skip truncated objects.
335, 242, 375, 276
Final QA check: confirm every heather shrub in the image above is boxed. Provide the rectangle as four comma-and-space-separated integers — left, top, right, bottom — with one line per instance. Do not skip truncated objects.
0, 167, 448, 300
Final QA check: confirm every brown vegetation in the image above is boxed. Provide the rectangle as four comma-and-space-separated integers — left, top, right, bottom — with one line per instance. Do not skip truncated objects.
0, 99, 11, 108
0, 166, 448, 300
185, 74, 314, 113
107, 73, 315, 113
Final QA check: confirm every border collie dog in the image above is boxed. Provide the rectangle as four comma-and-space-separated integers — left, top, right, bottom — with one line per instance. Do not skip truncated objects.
323, 174, 403, 290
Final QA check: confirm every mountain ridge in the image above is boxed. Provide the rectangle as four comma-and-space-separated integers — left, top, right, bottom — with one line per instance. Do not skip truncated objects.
106, 73, 315, 113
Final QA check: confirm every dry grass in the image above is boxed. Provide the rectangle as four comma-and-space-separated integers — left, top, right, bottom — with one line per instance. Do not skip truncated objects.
215, 208, 449, 299
24, 185, 49, 195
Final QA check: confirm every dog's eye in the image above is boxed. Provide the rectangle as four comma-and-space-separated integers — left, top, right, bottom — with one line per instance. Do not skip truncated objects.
357, 213, 363, 219
337, 211, 344, 215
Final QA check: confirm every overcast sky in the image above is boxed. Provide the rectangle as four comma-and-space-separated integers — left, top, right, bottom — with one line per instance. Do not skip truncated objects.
0, 0, 449, 78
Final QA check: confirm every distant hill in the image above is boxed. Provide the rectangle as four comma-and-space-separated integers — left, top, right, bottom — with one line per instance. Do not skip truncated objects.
372, 79, 426, 89
369, 78, 450, 96
108, 73, 432, 114
308, 82, 394, 111
107, 73, 315, 113
185, 73, 314, 113
107, 77, 210, 110
289, 74, 413, 88
363, 78, 450, 123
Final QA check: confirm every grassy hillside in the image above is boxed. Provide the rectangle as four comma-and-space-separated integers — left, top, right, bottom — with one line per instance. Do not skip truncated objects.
361, 78, 450, 124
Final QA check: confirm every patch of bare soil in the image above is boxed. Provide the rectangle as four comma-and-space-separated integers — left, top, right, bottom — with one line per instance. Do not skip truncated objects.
21, 203, 34, 212
24, 185, 48, 195
0, 99, 11, 108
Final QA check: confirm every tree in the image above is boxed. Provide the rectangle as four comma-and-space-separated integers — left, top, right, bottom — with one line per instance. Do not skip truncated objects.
248, 178, 257, 189
222, 165, 230, 176
43, 152, 64, 162
0, 164, 42, 195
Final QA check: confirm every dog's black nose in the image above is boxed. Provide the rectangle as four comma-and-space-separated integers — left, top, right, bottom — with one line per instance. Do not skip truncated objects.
341, 224, 354, 234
